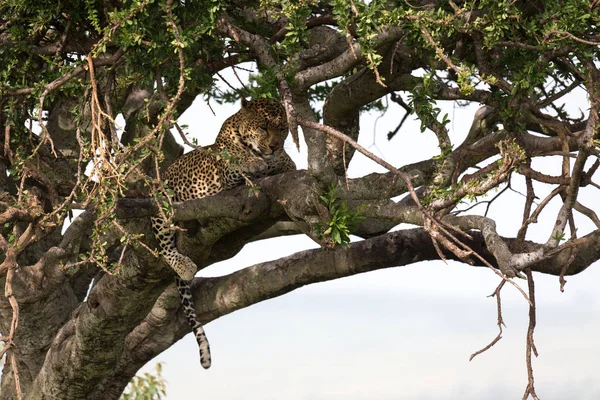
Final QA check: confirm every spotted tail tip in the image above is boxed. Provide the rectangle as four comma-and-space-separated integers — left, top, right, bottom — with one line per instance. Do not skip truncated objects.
200, 353, 211, 369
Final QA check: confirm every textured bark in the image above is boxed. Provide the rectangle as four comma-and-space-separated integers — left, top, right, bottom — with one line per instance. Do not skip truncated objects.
1, 1, 599, 398
4, 158, 595, 399
72, 227, 600, 399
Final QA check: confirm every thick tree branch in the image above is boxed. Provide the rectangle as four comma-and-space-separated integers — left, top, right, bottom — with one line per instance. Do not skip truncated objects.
90, 224, 600, 398
3, 3, 600, 399
27, 244, 173, 399
294, 26, 404, 90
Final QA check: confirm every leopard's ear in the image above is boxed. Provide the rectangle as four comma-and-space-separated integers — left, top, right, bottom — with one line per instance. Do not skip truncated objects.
241, 98, 249, 108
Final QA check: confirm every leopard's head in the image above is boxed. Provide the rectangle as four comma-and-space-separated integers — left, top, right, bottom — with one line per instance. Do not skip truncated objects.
224, 98, 289, 156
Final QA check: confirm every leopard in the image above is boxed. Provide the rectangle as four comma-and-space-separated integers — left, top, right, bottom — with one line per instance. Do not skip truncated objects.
152, 98, 296, 369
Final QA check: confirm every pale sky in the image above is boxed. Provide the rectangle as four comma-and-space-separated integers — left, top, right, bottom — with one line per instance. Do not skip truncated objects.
137, 74, 600, 400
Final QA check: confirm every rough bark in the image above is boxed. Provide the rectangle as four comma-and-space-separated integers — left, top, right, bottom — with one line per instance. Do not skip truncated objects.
1, 1, 599, 399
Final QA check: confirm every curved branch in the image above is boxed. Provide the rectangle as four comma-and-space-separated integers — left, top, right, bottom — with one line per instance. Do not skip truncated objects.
5, 49, 125, 97
295, 26, 404, 90
91, 225, 600, 398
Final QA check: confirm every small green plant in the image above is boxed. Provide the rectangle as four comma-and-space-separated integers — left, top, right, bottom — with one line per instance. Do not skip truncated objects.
552, 230, 566, 243
120, 362, 167, 400
315, 185, 365, 246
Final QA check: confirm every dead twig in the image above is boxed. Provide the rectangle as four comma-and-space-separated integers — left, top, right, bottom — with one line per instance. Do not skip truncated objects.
1, 251, 22, 400
522, 268, 540, 400
517, 159, 536, 241
470, 280, 506, 361
544, 30, 600, 46
173, 122, 198, 149
9, 351, 23, 400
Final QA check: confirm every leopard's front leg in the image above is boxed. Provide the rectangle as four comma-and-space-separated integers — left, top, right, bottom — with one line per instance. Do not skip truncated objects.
240, 154, 269, 174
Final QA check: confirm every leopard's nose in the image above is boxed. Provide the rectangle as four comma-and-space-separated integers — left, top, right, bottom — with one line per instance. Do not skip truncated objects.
269, 139, 283, 152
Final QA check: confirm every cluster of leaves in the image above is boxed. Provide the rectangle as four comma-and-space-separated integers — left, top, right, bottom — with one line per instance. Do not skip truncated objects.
120, 363, 167, 400
269, 0, 315, 57
315, 185, 364, 246
331, 0, 392, 75
104, 0, 222, 93
240, 67, 282, 101
407, 71, 451, 134
1, 0, 227, 274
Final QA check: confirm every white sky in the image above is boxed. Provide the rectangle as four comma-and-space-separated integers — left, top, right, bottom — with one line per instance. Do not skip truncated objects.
139, 77, 600, 399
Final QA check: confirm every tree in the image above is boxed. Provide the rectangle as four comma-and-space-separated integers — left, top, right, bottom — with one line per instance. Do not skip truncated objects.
1, 0, 600, 398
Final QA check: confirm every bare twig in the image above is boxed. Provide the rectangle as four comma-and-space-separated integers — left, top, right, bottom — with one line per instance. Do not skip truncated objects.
544, 30, 600, 46
173, 123, 198, 148
452, 181, 510, 217
470, 280, 506, 361
215, 71, 239, 93
520, 185, 565, 231
387, 93, 412, 140
522, 268, 540, 400
517, 162, 536, 241
298, 118, 416, 193
229, 59, 248, 91
9, 351, 23, 400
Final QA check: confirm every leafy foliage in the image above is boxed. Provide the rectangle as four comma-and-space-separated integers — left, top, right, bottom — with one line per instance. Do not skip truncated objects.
2, 0, 600, 398
315, 186, 364, 246
120, 363, 167, 400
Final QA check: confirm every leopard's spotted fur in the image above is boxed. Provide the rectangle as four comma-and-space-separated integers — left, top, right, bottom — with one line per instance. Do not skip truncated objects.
152, 99, 296, 369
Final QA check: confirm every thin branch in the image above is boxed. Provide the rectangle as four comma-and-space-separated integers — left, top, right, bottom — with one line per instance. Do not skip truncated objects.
536, 79, 582, 109
520, 185, 565, 231
518, 165, 570, 185
5, 49, 125, 97
387, 93, 412, 140
470, 280, 505, 361
572, 200, 600, 228
517, 160, 536, 241
173, 123, 198, 148
544, 30, 600, 46
9, 351, 23, 400
522, 268, 540, 400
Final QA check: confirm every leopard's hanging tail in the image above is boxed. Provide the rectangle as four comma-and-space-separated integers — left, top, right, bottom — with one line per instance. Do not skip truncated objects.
176, 276, 212, 369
